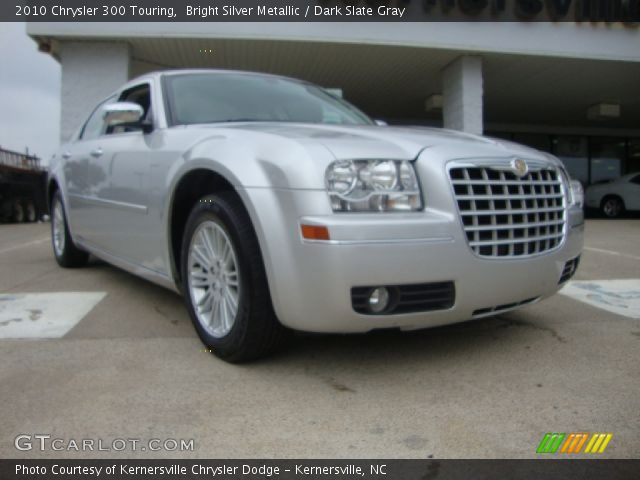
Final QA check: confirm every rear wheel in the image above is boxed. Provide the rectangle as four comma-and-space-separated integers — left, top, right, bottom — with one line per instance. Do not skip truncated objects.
601, 196, 624, 218
181, 192, 288, 362
51, 191, 89, 268
12, 200, 25, 223
24, 200, 37, 222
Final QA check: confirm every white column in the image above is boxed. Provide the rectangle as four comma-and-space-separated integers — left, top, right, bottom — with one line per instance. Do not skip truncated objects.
59, 41, 131, 143
441, 55, 484, 135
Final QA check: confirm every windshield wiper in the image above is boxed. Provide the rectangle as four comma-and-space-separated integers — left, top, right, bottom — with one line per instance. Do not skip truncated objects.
220, 118, 279, 123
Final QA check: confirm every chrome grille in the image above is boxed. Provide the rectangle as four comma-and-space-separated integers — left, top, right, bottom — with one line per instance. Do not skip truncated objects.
449, 165, 567, 257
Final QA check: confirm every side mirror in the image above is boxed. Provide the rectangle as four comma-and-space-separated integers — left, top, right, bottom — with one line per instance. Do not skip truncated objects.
103, 102, 152, 133
375, 119, 388, 126
103, 102, 143, 126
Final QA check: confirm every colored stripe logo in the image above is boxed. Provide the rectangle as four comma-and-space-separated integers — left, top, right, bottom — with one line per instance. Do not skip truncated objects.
560, 433, 589, 454
537, 433, 613, 454
537, 433, 565, 454
584, 433, 614, 454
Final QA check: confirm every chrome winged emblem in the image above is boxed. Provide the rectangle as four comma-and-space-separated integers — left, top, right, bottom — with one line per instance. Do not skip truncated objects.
511, 158, 529, 178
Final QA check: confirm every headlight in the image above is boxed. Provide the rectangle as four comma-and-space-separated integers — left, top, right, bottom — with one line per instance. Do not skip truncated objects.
557, 164, 583, 209
569, 180, 584, 209
325, 159, 423, 212
325, 160, 357, 195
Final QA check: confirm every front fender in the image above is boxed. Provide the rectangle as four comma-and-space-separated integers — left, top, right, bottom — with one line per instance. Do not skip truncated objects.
168, 130, 335, 191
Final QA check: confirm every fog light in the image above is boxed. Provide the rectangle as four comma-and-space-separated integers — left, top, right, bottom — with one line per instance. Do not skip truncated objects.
368, 287, 390, 314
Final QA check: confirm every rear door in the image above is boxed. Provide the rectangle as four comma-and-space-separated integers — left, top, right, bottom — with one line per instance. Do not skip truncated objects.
622, 174, 640, 210
63, 96, 116, 241
83, 81, 164, 270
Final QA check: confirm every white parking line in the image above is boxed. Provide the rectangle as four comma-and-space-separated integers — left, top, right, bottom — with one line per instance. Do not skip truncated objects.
0, 292, 106, 338
584, 246, 640, 262
560, 279, 640, 319
0, 237, 49, 255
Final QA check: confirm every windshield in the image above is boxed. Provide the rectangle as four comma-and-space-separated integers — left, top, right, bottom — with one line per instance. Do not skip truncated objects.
164, 73, 373, 126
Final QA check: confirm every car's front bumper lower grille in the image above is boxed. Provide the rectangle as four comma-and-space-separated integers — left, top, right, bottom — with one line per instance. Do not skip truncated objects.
472, 297, 539, 318
449, 165, 567, 258
559, 256, 581, 284
352, 282, 455, 315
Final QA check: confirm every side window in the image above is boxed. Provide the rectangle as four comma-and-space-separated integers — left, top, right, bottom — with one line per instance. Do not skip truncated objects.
107, 83, 152, 135
80, 96, 116, 141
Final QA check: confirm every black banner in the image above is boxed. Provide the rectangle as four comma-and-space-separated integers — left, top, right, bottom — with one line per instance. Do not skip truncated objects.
1, 460, 640, 480
3, 0, 640, 22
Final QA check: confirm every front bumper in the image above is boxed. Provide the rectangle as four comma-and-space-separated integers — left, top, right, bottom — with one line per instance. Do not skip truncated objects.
239, 188, 584, 333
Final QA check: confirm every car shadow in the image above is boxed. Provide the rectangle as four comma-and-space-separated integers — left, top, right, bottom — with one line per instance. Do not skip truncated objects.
255, 311, 551, 371
82, 256, 556, 367
585, 208, 640, 220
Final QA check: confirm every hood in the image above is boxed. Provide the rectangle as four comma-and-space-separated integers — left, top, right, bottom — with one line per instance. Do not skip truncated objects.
222, 123, 543, 161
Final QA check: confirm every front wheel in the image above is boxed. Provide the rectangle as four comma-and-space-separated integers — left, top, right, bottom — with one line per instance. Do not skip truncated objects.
181, 192, 288, 362
51, 191, 89, 268
601, 196, 624, 218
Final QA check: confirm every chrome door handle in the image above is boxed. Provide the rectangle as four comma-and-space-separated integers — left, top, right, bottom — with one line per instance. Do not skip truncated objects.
62, 152, 72, 159
90, 148, 103, 158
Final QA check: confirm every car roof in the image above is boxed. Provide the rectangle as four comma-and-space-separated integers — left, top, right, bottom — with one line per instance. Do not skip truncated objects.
124, 69, 302, 88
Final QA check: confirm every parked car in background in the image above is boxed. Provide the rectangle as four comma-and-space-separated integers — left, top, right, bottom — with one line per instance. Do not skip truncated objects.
585, 173, 640, 218
47, 69, 584, 362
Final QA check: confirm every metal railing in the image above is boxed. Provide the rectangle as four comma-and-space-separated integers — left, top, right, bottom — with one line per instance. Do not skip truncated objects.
0, 148, 42, 172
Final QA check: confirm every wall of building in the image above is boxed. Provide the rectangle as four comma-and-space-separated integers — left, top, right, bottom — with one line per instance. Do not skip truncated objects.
28, 22, 640, 63
59, 42, 130, 142
29, 22, 639, 183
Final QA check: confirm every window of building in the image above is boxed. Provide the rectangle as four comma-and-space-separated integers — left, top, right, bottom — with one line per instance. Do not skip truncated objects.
590, 137, 625, 184
485, 133, 637, 185
628, 139, 640, 175
513, 133, 551, 153
487, 132, 513, 141
552, 136, 589, 186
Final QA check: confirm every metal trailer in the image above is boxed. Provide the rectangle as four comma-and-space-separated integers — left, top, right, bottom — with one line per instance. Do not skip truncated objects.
0, 148, 48, 223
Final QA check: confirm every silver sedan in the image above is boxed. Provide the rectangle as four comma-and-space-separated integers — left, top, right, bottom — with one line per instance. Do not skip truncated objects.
48, 70, 584, 361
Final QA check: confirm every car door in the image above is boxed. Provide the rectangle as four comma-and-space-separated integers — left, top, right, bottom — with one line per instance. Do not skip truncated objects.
622, 174, 640, 210
62, 95, 116, 241
83, 82, 163, 270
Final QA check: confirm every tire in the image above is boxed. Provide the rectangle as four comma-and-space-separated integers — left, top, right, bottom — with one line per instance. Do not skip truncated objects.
12, 200, 25, 223
601, 196, 625, 219
180, 192, 288, 362
0, 200, 10, 222
24, 200, 37, 223
51, 190, 89, 268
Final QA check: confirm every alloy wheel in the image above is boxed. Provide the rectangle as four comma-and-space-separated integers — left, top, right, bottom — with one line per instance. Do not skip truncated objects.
187, 220, 241, 338
603, 198, 622, 218
52, 199, 66, 257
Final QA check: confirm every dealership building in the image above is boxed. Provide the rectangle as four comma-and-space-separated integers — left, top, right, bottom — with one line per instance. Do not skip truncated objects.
27, 19, 640, 186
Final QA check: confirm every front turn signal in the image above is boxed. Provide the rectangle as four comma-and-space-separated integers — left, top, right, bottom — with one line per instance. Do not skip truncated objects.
300, 224, 330, 241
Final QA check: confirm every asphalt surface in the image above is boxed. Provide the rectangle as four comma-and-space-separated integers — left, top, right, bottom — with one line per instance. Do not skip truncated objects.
0, 219, 638, 459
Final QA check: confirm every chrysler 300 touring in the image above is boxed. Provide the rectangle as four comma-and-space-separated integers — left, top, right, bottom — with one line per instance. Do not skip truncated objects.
48, 70, 584, 361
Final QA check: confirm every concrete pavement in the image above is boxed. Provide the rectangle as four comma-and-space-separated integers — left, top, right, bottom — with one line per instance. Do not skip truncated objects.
1, 220, 639, 459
